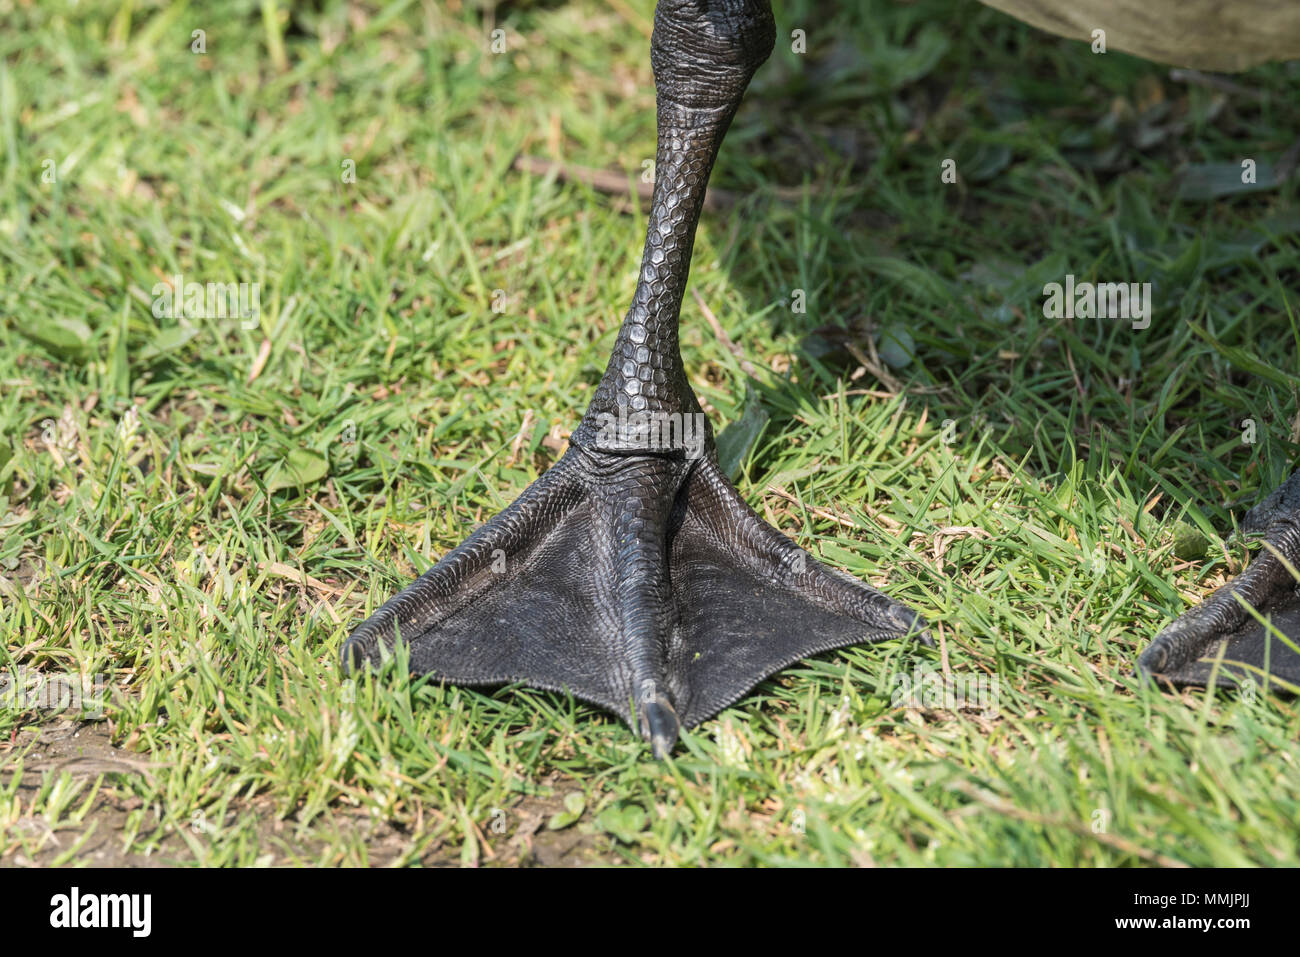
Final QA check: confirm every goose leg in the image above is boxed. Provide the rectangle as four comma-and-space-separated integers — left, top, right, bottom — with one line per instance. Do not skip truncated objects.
342, 0, 930, 755
1140, 471, 1300, 691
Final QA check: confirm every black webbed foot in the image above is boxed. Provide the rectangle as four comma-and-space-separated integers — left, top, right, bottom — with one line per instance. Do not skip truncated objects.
343, 0, 930, 754
1139, 470, 1300, 692
343, 441, 929, 756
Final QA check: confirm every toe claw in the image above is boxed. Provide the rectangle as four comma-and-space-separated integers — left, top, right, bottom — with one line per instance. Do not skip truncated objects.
340, 636, 368, 674
1137, 639, 1168, 678
641, 697, 680, 758
888, 602, 931, 644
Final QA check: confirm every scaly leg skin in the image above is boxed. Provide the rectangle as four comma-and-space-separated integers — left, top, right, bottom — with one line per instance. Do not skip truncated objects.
1140, 470, 1300, 692
342, 0, 931, 757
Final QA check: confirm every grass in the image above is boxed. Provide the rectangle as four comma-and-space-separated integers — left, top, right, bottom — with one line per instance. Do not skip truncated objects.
1, 0, 1298, 866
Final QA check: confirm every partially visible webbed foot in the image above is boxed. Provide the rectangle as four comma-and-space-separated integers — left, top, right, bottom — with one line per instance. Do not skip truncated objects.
1139, 471, 1300, 692
343, 442, 930, 756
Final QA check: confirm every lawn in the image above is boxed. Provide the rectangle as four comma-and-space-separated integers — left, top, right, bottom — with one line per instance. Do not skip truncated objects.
1, 0, 1298, 866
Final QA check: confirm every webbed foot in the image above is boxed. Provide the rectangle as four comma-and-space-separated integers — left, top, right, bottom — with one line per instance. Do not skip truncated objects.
1139, 470, 1300, 691
343, 441, 929, 756
342, 0, 930, 754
